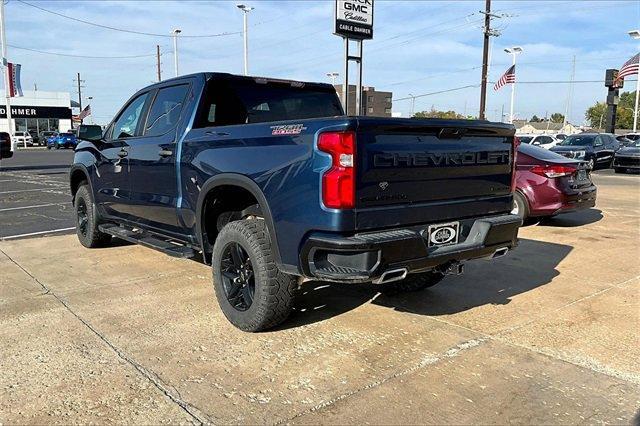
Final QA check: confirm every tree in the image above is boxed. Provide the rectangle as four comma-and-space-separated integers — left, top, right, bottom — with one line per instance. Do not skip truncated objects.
413, 107, 465, 120
584, 90, 635, 129
530, 115, 542, 122
550, 113, 564, 123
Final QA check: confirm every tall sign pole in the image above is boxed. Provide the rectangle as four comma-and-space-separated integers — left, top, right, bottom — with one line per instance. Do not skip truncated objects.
0, 0, 13, 137
334, 0, 374, 115
156, 45, 162, 82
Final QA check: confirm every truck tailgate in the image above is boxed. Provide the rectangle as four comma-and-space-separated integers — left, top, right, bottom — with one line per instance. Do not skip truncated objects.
354, 118, 515, 228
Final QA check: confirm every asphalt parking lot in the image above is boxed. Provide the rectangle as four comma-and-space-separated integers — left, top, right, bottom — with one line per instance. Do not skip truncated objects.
0, 149, 75, 240
1, 151, 639, 424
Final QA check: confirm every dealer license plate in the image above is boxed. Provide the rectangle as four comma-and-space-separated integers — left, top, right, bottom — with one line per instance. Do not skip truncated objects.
577, 169, 587, 181
426, 222, 460, 247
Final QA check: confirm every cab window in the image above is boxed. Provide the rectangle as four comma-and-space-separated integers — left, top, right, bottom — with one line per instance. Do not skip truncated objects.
110, 93, 149, 140
144, 85, 189, 137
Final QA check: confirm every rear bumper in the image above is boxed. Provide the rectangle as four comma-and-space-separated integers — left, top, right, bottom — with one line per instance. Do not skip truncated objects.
529, 185, 597, 217
300, 214, 522, 282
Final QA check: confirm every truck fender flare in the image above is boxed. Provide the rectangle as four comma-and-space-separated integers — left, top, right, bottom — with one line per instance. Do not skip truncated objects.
69, 164, 93, 200
196, 174, 282, 265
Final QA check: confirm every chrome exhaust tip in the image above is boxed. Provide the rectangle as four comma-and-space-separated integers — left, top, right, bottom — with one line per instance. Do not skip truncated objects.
373, 268, 408, 284
492, 247, 509, 259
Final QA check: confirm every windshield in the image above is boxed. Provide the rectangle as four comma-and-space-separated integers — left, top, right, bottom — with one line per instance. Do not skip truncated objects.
560, 135, 596, 146
518, 136, 533, 144
15, 132, 25, 136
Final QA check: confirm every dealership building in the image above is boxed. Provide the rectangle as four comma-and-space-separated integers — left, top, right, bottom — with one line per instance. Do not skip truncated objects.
0, 90, 74, 135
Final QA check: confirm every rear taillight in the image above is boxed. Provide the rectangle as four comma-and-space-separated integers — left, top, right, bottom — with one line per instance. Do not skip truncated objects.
318, 131, 355, 209
511, 136, 520, 191
530, 164, 576, 178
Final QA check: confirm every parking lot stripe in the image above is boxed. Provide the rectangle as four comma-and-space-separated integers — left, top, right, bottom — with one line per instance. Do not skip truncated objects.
0, 227, 76, 240
0, 202, 71, 212
0, 188, 61, 194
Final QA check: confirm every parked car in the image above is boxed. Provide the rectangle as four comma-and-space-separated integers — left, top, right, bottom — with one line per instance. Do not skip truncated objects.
513, 143, 596, 221
13, 131, 33, 147
69, 72, 521, 331
516, 133, 559, 149
39, 131, 58, 146
624, 133, 640, 141
48, 132, 78, 149
553, 133, 567, 141
613, 139, 640, 173
0, 131, 12, 159
77, 124, 103, 141
550, 133, 619, 169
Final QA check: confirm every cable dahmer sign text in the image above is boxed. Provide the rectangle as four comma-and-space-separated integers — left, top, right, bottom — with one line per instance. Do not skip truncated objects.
334, 0, 374, 40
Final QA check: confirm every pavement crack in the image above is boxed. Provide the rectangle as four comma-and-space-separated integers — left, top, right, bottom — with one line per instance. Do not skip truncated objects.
277, 337, 488, 424
0, 248, 213, 425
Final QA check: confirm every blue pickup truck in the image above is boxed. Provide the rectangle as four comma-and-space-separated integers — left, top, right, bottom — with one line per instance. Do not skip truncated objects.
70, 72, 521, 331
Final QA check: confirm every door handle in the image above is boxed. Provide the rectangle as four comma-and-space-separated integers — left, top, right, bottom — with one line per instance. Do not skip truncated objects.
117, 149, 128, 158
158, 149, 173, 158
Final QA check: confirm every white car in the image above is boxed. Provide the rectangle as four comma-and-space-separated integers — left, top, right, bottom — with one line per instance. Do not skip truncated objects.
516, 134, 559, 149
13, 131, 33, 147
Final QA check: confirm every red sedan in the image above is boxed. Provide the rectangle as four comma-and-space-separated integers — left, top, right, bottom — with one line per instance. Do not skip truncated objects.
512, 143, 597, 220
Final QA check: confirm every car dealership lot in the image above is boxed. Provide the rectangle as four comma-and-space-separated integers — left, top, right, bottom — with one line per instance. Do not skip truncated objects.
1, 154, 639, 424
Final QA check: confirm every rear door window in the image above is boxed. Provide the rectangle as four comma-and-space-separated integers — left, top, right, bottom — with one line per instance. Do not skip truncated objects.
144, 84, 190, 137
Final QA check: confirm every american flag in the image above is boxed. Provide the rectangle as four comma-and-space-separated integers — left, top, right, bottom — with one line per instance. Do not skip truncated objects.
616, 53, 639, 82
78, 105, 91, 120
494, 65, 516, 91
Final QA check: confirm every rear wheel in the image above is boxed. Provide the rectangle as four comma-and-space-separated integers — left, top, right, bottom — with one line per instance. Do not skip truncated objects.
74, 184, 112, 248
382, 270, 445, 295
511, 191, 529, 221
212, 219, 296, 332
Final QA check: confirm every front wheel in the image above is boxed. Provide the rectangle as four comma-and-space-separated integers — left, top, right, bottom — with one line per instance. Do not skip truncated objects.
212, 219, 296, 332
74, 184, 112, 248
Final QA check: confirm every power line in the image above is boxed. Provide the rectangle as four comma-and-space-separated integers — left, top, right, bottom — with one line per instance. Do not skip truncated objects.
9, 44, 161, 59
393, 85, 479, 102
15, 0, 281, 38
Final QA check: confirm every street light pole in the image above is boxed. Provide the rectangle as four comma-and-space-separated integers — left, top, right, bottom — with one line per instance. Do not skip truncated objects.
504, 46, 523, 124
172, 29, 181, 77
408, 93, 416, 117
326, 72, 339, 86
237, 4, 254, 76
628, 30, 640, 132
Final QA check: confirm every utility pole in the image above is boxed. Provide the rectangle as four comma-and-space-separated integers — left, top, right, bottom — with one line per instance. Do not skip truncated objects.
172, 29, 181, 77
74, 72, 85, 126
478, 0, 491, 120
237, 4, 254, 76
0, 0, 13, 139
156, 45, 162, 82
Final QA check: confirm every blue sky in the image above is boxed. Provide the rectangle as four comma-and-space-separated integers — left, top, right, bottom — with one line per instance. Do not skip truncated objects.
5, 0, 639, 125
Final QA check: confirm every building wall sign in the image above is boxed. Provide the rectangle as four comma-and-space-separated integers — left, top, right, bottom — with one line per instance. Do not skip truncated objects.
334, 0, 374, 40
0, 106, 72, 119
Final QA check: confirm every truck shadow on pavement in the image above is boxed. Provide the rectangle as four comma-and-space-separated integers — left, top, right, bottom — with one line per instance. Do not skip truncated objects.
280, 238, 572, 329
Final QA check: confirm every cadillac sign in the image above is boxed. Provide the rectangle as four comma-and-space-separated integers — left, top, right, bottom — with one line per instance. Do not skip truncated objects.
334, 0, 374, 40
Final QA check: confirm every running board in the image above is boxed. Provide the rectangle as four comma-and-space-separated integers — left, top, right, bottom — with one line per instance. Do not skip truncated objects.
98, 224, 196, 259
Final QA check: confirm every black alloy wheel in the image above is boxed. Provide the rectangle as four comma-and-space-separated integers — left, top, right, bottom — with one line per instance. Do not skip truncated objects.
76, 198, 89, 238
220, 242, 255, 311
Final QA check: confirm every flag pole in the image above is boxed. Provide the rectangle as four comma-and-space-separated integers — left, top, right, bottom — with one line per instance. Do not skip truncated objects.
509, 54, 516, 123
0, 0, 13, 140
634, 57, 639, 132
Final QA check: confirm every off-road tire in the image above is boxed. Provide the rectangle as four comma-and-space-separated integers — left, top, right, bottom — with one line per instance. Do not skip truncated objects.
382, 270, 445, 295
212, 219, 296, 332
74, 184, 111, 248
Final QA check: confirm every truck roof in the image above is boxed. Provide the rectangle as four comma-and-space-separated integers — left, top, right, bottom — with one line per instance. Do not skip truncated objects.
147, 72, 335, 91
